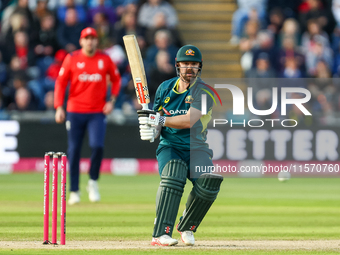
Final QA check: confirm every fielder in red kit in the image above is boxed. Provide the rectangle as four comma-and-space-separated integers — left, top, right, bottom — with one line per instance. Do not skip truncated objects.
54, 27, 121, 205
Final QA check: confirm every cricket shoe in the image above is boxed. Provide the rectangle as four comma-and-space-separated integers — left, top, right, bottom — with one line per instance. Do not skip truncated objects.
68, 191, 80, 205
87, 179, 100, 202
176, 223, 195, 246
151, 235, 178, 246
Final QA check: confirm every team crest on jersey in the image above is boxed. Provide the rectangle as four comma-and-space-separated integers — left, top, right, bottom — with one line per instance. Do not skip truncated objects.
59, 67, 65, 76
185, 95, 194, 104
98, 59, 104, 69
185, 49, 195, 56
77, 62, 85, 69
164, 97, 170, 103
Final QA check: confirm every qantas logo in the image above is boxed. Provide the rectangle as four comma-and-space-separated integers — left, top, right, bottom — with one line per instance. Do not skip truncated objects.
165, 226, 170, 234
169, 109, 187, 115
78, 72, 102, 82
77, 62, 85, 69
190, 225, 196, 231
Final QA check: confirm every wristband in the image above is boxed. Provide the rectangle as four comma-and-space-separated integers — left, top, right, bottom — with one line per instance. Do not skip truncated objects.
159, 116, 166, 127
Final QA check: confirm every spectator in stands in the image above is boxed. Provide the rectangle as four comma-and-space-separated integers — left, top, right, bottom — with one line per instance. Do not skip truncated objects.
305, 35, 333, 76
44, 49, 68, 91
32, 0, 53, 22
114, 10, 146, 52
1, 0, 37, 37
5, 30, 36, 69
145, 29, 178, 72
229, 0, 266, 45
246, 52, 276, 79
104, 38, 127, 74
251, 30, 277, 70
277, 36, 305, 75
87, 0, 117, 25
301, 19, 330, 52
2, 12, 35, 57
44, 90, 55, 111
239, 20, 259, 72
280, 57, 304, 78
299, 0, 336, 35
137, 0, 178, 29
57, 0, 87, 24
144, 11, 182, 48
11, 86, 38, 111
278, 18, 300, 48
2, 72, 31, 109
34, 14, 59, 74
147, 50, 176, 102
57, 8, 84, 52
91, 12, 115, 49
267, 7, 285, 46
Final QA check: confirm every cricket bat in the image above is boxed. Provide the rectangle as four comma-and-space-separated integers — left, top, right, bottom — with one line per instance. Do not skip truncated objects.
123, 35, 150, 110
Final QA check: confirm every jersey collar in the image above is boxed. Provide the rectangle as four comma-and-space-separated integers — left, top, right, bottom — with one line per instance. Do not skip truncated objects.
172, 78, 197, 94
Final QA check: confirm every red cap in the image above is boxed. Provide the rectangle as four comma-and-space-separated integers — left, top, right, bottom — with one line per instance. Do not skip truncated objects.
80, 27, 98, 39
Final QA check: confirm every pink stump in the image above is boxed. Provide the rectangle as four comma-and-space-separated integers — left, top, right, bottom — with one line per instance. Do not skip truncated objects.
43, 153, 50, 244
51, 154, 58, 244
60, 154, 67, 245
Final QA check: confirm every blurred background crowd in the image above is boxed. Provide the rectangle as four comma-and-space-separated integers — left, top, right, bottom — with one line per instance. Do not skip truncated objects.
231, 0, 340, 125
0, 0, 340, 126
0, 0, 182, 118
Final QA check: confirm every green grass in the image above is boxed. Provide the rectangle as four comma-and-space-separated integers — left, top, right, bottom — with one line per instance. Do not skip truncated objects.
0, 173, 339, 254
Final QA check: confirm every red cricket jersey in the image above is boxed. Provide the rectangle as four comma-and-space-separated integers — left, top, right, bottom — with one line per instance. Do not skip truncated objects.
54, 49, 121, 113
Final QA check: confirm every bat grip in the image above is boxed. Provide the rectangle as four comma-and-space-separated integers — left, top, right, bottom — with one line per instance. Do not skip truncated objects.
141, 104, 149, 110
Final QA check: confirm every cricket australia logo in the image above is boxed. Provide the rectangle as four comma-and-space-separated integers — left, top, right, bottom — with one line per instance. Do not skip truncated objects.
185, 95, 194, 104
185, 49, 195, 56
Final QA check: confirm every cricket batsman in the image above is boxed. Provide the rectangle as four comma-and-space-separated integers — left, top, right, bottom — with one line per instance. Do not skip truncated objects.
137, 45, 223, 246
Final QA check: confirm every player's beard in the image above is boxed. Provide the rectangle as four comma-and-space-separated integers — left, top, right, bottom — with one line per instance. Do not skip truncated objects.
180, 69, 198, 84
86, 47, 95, 55
84, 44, 96, 56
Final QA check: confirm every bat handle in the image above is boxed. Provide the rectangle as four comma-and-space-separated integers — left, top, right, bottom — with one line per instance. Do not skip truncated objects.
140, 103, 153, 142
141, 104, 149, 110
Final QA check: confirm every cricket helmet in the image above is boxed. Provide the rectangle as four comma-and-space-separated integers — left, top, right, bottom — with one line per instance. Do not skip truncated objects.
175, 45, 202, 64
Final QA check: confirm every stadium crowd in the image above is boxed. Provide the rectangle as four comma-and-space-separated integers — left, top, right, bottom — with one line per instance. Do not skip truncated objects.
0, 0, 182, 118
231, 0, 340, 125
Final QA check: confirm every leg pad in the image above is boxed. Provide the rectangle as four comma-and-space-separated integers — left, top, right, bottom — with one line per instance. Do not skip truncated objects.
153, 159, 187, 237
177, 173, 223, 232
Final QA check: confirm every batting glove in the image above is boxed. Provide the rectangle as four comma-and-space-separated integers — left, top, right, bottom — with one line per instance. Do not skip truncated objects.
139, 124, 156, 142
137, 110, 166, 127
